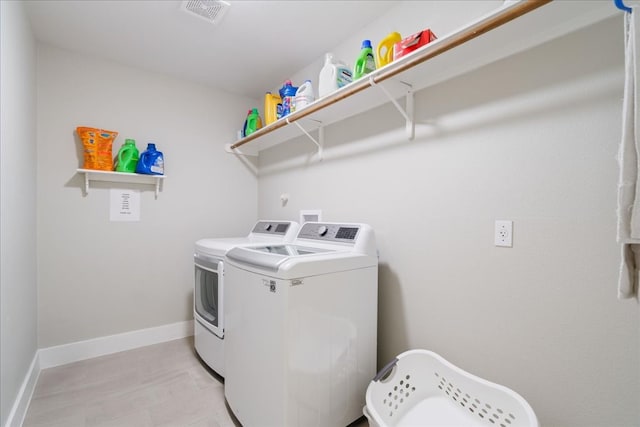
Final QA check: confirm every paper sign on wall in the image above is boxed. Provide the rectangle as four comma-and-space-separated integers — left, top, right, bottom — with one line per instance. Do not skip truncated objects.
110, 189, 140, 222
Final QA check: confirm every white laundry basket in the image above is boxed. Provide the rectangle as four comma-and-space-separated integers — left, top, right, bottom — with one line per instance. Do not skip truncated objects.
363, 350, 538, 427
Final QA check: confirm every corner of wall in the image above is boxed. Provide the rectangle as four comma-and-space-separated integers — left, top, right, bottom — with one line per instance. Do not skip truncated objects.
3, 354, 41, 427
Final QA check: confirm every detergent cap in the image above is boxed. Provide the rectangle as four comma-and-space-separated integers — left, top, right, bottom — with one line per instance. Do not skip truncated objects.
125, 138, 136, 144
361, 40, 372, 49
147, 143, 157, 151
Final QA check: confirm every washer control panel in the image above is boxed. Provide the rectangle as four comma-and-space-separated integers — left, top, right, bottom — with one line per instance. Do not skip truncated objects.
298, 223, 360, 243
251, 221, 293, 236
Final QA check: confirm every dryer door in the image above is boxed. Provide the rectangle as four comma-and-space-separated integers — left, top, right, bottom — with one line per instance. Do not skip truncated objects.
194, 254, 224, 338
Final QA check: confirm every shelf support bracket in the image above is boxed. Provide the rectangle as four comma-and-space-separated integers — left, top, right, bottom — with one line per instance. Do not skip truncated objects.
225, 145, 258, 175
286, 118, 324, 160
369, 77, 415, 141
83, 171, 89, 196
224, 143, 258, 157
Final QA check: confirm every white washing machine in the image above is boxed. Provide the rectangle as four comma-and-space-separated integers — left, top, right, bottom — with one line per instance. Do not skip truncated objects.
224, 222, 378, 427
193, 220, 299, 377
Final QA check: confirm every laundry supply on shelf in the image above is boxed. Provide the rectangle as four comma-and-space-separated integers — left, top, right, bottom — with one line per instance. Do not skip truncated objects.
376, 32, 402, 68
243, 108, 262, 137
264, 92, 282, 125
294, 80, 315, 111
278, 80, 298, 117
241, 109, 250, 137
353, 39, 376, 80
393, 28, 437, 60
135, 143, 164, 175
77, 126, 118, 171
114, 138, 139, 173
318, 53, 353, 98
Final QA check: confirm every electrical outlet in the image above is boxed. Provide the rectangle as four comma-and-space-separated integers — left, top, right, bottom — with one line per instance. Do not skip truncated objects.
494, 220, 513, 247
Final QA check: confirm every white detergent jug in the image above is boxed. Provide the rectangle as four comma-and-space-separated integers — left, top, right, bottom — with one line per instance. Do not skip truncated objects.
294, 80, 315, 111
318, 53, 353, 98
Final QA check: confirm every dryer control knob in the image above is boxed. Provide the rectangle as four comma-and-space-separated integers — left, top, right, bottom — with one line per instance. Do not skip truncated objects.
264, 224, 272, 231
318, 225, 328, 236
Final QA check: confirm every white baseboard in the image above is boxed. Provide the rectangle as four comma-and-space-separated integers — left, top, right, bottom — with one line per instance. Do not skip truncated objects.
4, 352, 40, 427
38, 320, 194, 369
4, 320, 193, 427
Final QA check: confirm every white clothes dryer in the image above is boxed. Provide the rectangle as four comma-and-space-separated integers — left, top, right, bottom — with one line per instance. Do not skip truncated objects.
224, 222, 378, 427
193, 220, 299, 377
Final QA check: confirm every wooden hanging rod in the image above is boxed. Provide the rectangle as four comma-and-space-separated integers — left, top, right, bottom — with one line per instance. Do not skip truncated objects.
230, 0, 552, 150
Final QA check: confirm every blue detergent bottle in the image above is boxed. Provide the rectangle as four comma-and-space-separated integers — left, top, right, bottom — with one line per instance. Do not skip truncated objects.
135, 143, 164, 175
278, 80, 298, 117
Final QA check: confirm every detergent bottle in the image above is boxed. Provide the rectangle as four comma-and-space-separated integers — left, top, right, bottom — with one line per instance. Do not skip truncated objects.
353, 39, 376, 80
376, 32, 402, 68
244, 108, 262, 137
114, 138, 139, 173
318, 53, 353, 98
264, 92, 282, 125
294, 80, 314, 111
136, 143, 164, 175
278, 80, 298, 117
241, 109, 250, 137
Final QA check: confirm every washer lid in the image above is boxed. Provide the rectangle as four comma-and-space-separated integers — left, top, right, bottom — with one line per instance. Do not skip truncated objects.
225, 244, 378, 279
226, 244, 334, 271
251, 245, 331, 256
195, 237, 253, 257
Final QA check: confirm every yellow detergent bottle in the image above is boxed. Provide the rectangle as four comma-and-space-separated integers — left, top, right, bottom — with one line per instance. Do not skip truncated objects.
376, 32, 402, 68
264, 92, 282, 126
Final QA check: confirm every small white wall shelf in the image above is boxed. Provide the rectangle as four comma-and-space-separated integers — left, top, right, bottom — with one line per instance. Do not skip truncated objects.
77, 169, 166, 198
225, 0, 616, 157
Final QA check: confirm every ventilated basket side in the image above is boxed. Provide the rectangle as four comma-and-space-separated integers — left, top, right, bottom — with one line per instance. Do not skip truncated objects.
364, 350, 538, 427
423, 350, 537, 427
364, 350, 450, 427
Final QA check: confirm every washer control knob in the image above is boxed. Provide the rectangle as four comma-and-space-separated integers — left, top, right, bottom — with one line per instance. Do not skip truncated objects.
264, 224, 272, 231
318, 225, 328, 236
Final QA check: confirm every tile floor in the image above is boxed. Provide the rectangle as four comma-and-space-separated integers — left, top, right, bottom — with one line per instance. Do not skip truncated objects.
22, 337, 369, 427
24, 337, 237, 427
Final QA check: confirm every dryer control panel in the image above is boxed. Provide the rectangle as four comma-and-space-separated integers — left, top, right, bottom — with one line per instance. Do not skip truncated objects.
251, 221, 294, 236
298, 223, 360, 243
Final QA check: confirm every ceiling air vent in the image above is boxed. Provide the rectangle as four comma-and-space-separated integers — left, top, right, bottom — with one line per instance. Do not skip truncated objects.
181, 0, 230, 25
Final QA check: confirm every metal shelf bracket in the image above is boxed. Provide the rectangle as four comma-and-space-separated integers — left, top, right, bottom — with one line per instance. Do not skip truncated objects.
83, 172, 89, 196
369, 77, 415, 140
224, 144, 258, 175
286, 117, 324, 160
154, 180, 161, 199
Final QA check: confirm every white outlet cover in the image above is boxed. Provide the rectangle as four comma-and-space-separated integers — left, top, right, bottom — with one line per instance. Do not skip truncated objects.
495, 220, 513, 247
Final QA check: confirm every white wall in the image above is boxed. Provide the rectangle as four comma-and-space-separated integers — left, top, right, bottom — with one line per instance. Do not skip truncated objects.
0, 1, 38, 425
257, 15, 640, 427
36, 45, 258, 348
